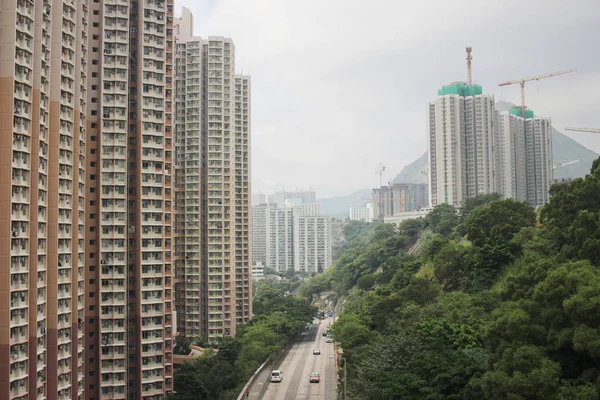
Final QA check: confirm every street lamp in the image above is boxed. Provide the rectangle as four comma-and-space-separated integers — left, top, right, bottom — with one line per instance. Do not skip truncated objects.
339, 357, 347, 400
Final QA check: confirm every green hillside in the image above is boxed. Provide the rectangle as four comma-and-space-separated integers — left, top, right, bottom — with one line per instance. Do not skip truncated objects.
300, 167, 600, 398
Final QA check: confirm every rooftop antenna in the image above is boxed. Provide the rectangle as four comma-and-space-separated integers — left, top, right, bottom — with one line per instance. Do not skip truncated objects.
466, 46, 473, 85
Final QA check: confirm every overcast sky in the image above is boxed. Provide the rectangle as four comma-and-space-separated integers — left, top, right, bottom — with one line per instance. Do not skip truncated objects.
176, 0, 600, 198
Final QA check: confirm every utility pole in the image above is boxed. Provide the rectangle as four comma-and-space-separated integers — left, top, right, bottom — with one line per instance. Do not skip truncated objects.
339, 357, 347, 400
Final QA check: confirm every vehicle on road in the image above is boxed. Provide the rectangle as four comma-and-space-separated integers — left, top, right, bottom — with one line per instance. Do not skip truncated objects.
310, 372, 320, 383
322, 330, 328, 336
325, 337, 333, 343
313, 348, 321, 355
270, 370, 283, 382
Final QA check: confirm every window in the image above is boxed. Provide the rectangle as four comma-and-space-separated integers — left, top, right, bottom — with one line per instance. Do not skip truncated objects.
93, 22, 99, 27
89, 292, 94, 298
90, 200, 96, 206
90, 213, 96, 219
89, 253, 95, 258
92, 72, 97, 77
91, 149, 96, 154
91, 123, 96, 128
91, 97, 97, 103
92, 60, 98, 65
91, 136, 96, 141
93, 10, 99, 15
92, 85, 97, 90
92, 47, 98, 52
91, 110, 97, 115
89, 305, 95, 311
90, 175, 96, 180
89, 265, 95, 271
92, 35, 98, 40
90, 162, 96, 167
89, 279, 95, 284
89, 240, 95, 245
90, 187, 95, 193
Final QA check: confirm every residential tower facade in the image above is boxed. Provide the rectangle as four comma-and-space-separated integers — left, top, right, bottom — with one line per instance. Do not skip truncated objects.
84, 0, 175, 398
0, 0, 88, 398
173, 7, 252, 341
427, 83, 496, 207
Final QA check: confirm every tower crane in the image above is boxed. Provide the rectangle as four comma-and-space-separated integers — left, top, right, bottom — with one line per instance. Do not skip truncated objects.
565, 127, 600, 134
498, 69, 577, 117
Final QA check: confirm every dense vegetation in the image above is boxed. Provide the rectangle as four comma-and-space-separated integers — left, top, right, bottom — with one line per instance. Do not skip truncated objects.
170, 280, 316, 400
301, 159, 600, 399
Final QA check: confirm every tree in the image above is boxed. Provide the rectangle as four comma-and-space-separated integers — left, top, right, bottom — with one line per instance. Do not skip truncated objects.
173, 335, 192, 355
428, 204, 458, 235
463, 199, 536, 249
433, 241, 469, 291
172, 362, 210, 400
540, 157, 600, 264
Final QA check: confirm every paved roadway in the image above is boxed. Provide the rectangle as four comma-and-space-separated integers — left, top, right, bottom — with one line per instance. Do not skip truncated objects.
257, 318, 337, 400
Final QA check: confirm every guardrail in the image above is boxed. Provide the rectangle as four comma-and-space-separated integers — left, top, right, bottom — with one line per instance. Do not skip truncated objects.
237, 331, 302, 399
236, 355, 272, 400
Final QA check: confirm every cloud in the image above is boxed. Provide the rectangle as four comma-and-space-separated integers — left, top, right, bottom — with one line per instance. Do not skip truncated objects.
176, 0, 600, 197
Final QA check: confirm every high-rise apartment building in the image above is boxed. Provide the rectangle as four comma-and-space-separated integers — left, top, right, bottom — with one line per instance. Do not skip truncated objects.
272, 188, 316, 205
349, 207, 371, 221
0, 0, 88, 398
252, 203, 332, 273
427, 83, 496, 207
293, 214, 332, 274
173, 7, 251, 341
497, 108, 552, 207
252, 204, 295, 271
84, 0, 175, 398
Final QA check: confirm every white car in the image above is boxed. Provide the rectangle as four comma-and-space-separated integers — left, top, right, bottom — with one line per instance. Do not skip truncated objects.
313, 348, 321, 355
325, 337, 333, 343
270, 370, 283, 383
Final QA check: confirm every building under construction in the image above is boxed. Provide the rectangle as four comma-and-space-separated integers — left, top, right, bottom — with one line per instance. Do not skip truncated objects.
372, 183, 429, 219
427, 47, 558, 208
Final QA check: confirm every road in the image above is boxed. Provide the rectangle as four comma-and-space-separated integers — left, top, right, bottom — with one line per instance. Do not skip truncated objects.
259, 318, 337, 400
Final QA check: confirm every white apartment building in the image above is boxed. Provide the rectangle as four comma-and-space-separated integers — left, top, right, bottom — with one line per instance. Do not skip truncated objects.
497, 109, 552, 207
174, 7, 252, 341
349, 207, 371, 221
428, 83, 496, 207
252, 204, 294, 272
272, 188, 316, 205
293, 214, 332, 273
252, 203, 332, 273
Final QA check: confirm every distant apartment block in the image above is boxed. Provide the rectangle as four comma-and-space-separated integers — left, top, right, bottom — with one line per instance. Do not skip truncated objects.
252, 202, 332, 273
271, 188, 316, 205
349, 207, 371, 222
252, 193, 266, 205
294, 214, 332, 273
372, 183, 429, 219
428, 83, 496, 207
173, 7, 251, 341
496, 108, 552, 207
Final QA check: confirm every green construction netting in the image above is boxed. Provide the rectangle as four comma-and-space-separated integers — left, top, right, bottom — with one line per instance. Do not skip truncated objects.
438, 83, 483, 97
509, 107, 534, 118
